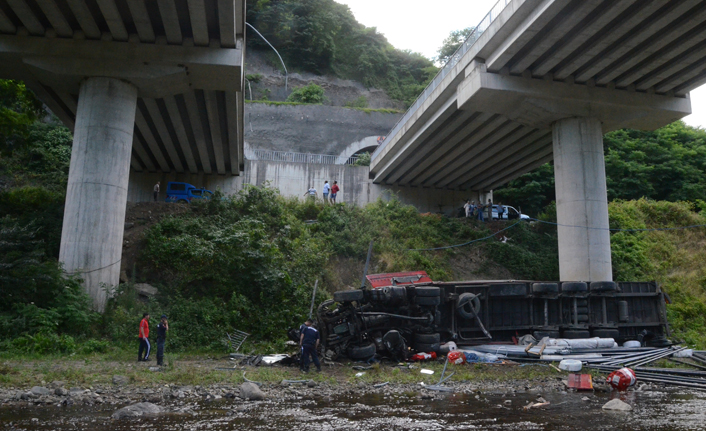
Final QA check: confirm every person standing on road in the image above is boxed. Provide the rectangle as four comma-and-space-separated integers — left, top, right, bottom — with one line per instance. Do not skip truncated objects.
330, 181, 340, 204
463, 200, 471, 218
496, 202, 505, 221
323, 181, 330, 204
153, 182, 160, 202
304, 186, 317, 201
156, 315, 169, 366
299, 319, 321, 373
138, 313, 151, 362
486, 199, 493, 221
477, 201, 485, 222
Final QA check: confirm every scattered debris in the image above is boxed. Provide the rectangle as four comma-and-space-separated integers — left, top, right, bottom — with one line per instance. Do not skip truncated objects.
355, 372, 365, 377
606, 368, 637, 391
420, 369, 434, 375
523, 401, 550, 410
559, 359, 582, 372
242, 372, 263, 386
567, 374, 594, 391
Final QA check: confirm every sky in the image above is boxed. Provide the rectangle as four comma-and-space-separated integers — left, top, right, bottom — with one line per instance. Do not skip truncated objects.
334, 0, 706, 129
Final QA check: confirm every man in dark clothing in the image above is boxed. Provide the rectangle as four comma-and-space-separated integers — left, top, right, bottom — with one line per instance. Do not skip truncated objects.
156, 315, 169, 366
138, 313, 151, 361
299, 319, 321, 372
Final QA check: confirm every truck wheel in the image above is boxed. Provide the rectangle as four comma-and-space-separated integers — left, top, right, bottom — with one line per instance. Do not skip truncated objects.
576, 306, 589, 314
414, 342, 440, 353
414, 332, 440, 344
590, 281, 619, 292
333, 290, 364, 303
577, 314, 589, 323
416, 296, 440, 306
532, 283, 559, 294
562, 330, 590, 339
561, 282, 588, 292
347, 342, 376, 360
456, 293, 481, 320
593, 329, 620, 339
415, 287, 440, 297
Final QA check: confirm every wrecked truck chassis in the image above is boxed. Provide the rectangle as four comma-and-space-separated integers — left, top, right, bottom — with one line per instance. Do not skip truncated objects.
317, 279, 670, 360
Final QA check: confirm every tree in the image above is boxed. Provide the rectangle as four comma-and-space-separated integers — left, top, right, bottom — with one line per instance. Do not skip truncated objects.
436, 27, 476, 65
286, 83, 326, 104
0, 80, 43, 154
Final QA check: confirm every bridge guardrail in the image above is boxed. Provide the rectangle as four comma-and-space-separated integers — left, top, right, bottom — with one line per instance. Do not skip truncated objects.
251, 149, 361, 165
372, 0, 511, 162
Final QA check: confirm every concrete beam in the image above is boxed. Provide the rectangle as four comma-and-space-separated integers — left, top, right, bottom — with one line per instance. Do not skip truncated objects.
66, 0, 102, 39
552, 0, 670, 81
126, 0, 156, 43
59, 77, 138, 311
0, 34, 243, 96
183, 90, 212, 174
96, 0, 129, 41
36, 0, 74, 37
157, 0, 183, 44
575, 0, 699, 83
7, 0, 44, 36
596, 3, 706, 86
163, 95, 199, 173
457, 69, 691, 132
143, 98, 186, 173
635, 39, 706, 91
187, 0, 210, 47
218, 0, 237, 48
204, 90, 226, 174
225, 91, 241, 175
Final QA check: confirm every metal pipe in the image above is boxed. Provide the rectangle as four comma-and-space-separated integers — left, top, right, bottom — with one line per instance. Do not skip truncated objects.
601, 297, 607, 324
543, 299, 548, 326
357, 312, 431, 322
573, 297, 578, 326
308, 279, 318, 320
630, 347, 687, 368
361, 241, 373, 289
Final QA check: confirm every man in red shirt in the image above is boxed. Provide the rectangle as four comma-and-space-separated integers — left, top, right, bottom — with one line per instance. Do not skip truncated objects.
330, 181, 340, 204
138, 313, 151, 361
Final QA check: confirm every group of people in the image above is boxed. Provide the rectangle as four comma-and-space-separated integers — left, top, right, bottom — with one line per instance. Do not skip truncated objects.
304, 180, 340, 204
137, 313, 169, 366
463, 199, 503, 221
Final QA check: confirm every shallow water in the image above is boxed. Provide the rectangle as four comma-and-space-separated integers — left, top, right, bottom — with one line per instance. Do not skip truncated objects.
2, 388, 705, 430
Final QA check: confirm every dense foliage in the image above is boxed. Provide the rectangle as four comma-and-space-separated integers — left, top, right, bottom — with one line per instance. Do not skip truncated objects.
436, 27, 475, 65
285, 83, 326, 104
245, 0, 438, 106
495, 122, 706, 216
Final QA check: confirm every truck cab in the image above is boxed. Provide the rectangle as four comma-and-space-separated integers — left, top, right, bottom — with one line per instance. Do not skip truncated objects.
165, 182, 213, 203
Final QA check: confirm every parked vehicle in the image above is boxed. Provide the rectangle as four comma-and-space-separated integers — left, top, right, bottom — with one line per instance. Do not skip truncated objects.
492, 205, 529, 220
165, 182, 213, 203
316, 271, 670, 360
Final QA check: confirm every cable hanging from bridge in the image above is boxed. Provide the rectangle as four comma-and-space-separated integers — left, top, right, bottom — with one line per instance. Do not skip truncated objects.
245, 22, 288, 91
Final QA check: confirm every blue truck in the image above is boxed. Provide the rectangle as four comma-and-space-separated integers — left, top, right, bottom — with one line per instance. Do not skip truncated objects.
165, 182, 213, 203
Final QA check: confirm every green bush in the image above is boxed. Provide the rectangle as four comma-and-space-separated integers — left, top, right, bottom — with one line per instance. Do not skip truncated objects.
286, 83, 326, 104
345, 96, 368, 109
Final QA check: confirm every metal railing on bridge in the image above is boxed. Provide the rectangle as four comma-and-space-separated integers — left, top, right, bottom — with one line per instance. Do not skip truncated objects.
373, 0, 511, 160
251, 149, 361, 165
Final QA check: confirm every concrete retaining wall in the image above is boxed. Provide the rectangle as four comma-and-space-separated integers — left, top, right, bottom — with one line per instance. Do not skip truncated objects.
128, 160, 489, 215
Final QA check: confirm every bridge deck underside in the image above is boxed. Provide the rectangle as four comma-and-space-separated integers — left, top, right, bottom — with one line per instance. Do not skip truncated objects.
373, 0, 706, 190
0, 0, 245, 175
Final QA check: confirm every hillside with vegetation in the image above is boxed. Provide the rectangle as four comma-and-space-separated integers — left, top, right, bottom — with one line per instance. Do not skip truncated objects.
2, 11, 706, 355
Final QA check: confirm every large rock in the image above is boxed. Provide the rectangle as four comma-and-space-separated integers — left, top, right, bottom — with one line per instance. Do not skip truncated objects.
134, 283, 158, 297
112, 375, 129, 386
112, 402, 163, 419
30, 386, 51, 396
602, 399, 633, 411
239, 382, 265, 401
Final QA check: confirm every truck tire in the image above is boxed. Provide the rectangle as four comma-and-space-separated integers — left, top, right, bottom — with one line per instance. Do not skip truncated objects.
532, 283, 559, 294
561, 282, 588, 292
576, 306, 589, 315
347, 342, 376, 360
414, 332, 440, 344
577, 314, 589, 323
333, 290, 364, 303
562, 330, 591, 339
415, 342, 440, 353
590, 282, 619, 292
415, 287, 440, 297
416, 296, 440, 306
456, 293, 481, 319
593, 329, 620, 339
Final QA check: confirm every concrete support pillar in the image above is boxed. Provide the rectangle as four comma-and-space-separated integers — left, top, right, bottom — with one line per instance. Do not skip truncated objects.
552, 117, 612, 282
59, 78, 138, 311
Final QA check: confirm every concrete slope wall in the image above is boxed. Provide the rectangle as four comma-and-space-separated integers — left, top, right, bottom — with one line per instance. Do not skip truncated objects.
128, 160, 486, 215
244, 103, 401, 155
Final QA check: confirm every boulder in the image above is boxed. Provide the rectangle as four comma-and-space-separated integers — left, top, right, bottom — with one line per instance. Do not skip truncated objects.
54, 388, 68, 396
112, 402, 163, 419
112, 375, 129, 386
602, 399, 632, 411
134, 283, 158, 297
239, 382, 265, 401
30, 386, 51, 396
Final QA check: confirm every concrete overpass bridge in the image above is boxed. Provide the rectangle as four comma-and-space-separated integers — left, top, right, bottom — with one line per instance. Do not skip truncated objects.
371, 0, 703, 282
0, 0, 245, 310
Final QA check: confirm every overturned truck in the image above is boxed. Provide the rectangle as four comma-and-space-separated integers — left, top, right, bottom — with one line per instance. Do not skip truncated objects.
317, 272, 671, 360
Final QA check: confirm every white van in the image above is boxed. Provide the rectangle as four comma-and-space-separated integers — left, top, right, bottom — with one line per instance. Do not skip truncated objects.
492, 205, 529, 220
